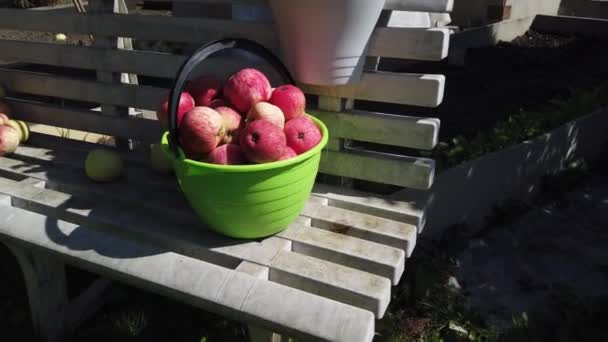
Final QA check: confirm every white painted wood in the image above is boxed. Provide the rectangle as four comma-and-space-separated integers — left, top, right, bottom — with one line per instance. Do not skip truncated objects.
0, 175, 393, 317
278, 217, 404, 287
0, 204, 375, 342
302, 197, 418, 255
385, 0, 453, 12
0, 40, 185, 79
302, 72, 445, 107
320, 150, 435, 190
0, 68, 164, 111
6, 98, 162, 143
0, 68, 443, 110
4, 242, 68, 342
310, 109, 440, 150
142, 0, 453, 12
89, 0, 128, 118
0, 9, 448, 62
311, 183, 425, 229
237, 262, 285, 342
368, 27, 450, 60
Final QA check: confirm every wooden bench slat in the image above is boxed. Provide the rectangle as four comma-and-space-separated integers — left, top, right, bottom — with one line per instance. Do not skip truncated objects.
0, 9, 278, 49
0, 39, 185, 79
320, 150, 435, 190
0, 175, 392, 317
7, 98, 163, 143
312, 183, 425, 231
20, 133, 423, 248
302, 72, 445, 108
302, 197, 417, 255
309, 109, 440, 150
0, 203, 375, 342
144, 0, 454, 13
385, 0, 453, 12
368, 27, 450, 60
0, 27, 448, 79
0, 68, 164, 111
0, 67, 444, 113
278, 217, 405, 285
0, 9, 448, 62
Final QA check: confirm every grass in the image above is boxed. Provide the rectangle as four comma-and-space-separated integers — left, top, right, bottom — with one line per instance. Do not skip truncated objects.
427, 83, 608, 171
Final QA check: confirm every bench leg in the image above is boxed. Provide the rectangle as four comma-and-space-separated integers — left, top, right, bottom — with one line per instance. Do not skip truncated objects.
5, 243, 68, 342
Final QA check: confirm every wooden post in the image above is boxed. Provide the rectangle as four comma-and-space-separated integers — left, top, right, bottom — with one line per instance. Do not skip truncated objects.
88, 0, 138, 149
5, 243, 69, 342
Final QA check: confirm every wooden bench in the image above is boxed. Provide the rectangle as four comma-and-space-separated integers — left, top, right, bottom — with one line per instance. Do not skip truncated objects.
0, 1, 451, 341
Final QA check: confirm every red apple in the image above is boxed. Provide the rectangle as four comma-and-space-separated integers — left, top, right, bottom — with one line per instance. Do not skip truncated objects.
246, 102, 285, 129
157, 92, 195, 128
0, 125, 20, 156
205, 144, 246, 165
268, 85, 306, 121
284, 115, 322, 154
223, 68, 271, 113
278, 146, 297, 161
209, 99, 227, 109
240, 120, 286, 163
215, 106, 242, 145
178, 107, 225, 160
186, 76, 222, 106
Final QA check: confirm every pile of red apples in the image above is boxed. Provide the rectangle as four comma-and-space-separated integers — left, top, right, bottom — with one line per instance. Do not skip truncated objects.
157, 68, 322, 165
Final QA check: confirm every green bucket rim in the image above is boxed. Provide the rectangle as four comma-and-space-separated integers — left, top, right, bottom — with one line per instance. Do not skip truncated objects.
161, 114, 329, 171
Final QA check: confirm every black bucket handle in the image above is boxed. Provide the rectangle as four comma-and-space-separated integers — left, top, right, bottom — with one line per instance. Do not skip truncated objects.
167, 38, 295, 156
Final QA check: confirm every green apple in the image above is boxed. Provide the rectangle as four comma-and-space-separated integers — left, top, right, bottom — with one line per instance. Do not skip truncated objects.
6, 120, 29, 143
150, 143, 173, 174
85, 149, 123, 182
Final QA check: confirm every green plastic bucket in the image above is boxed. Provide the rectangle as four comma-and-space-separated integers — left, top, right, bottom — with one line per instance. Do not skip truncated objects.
161, 39, 329, 239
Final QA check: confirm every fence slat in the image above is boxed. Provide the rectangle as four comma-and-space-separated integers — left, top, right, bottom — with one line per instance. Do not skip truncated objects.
0, 66, 444, 108
6, 98, 162, 142
309, 110, 439, 150
369, 27, 449, 60
0, 68, 164, 111
0, 9, 448, 62
319, 150, 435, 190
140, 0, 454, 13
0, 40, 185, 79
302, 72, 445, 107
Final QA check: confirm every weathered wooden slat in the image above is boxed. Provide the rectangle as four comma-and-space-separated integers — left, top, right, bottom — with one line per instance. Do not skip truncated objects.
302, 197, 417, 255
0, 40, 185, 79
384, 0, 453, 12
141, 0, 454, 12
0, 66, 444, 108
309, 110, 440, 150
278, 217, 404, 285
0, 204, 375, 342
320, 150, 435, 190
22, 132, 426, 238
302, 72, 445, 107
312, 183, 425, 231
0, 68, 164, 111
0, 9, 278, 49
368, 27, 450, 60
0, 176, 392, 317
0, 9, 448, 62
6, 98, 163, 143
